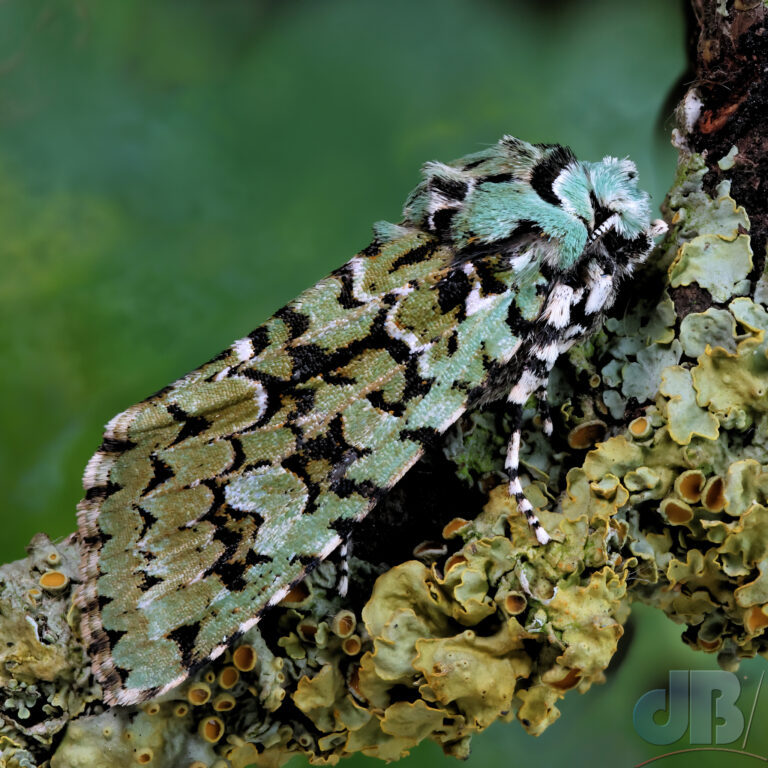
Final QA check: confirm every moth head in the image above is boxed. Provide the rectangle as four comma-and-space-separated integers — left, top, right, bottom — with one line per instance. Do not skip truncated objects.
549, 155, 667, 264
400, 137, 666, 270
584, 157, 652, 240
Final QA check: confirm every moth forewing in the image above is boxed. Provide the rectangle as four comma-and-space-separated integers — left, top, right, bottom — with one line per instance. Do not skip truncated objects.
77, 135, 665, 704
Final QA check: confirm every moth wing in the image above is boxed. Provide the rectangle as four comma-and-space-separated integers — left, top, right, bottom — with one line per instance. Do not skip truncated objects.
78, 228, 541, 704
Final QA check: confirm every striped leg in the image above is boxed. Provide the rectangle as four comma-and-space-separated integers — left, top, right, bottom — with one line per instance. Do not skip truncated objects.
505, 401, 551, 545
337, 539, 351, 597
536, 387, 553, 436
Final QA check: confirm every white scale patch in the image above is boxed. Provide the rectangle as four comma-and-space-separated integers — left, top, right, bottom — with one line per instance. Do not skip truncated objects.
232, 337, 255, 362
507, 369, 542, 405
465, 284, 500, 317
563, 324, 586, 340
508, 253, 533, 272
541, 284, 574, 328
498, 338, 522, 365
348, 256, 376, 303
584, 274, 614, 315
505, 431, 521, 470
533, 342, 559, 366
552, 163, 589, 223
461, 262, 502, 318
253, 381, 268, 419
423, 164, 475, 230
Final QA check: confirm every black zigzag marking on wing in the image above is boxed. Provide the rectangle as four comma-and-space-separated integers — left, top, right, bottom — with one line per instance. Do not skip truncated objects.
296, 414, 360, 465
366, 390, 406, 417
247, 326, 270, 356
167, 623, 202, 674
402, 355, 433, 401
238, 369, 286, 427
167, 404, 211, 446
84, 481, 121, 502
274, 306, 310, 339
136, 505, 158, 539
436, 269, 471, 316
447, 329, 459, 356
99, 437, 136, 453
334, 264, 366, 309
399, 426, 440, 447
227, 437, 247, 474
139, 571, 162, 592
391, 240, 438, 270
474, 259, 508, 296
143, 454, 174, 496
289, 344, 329, 381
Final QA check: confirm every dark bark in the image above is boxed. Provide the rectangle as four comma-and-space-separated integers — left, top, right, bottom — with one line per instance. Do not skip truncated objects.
688, 0, 767, 268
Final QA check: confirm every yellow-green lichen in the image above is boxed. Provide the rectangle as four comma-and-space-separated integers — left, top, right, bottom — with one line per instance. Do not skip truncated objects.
659, 366, 720, 444
581, 295, 768, 663
669, 215, 752, 303
667, 175, 749, 244
717, 145, 739, 171
680, 308, 739, 357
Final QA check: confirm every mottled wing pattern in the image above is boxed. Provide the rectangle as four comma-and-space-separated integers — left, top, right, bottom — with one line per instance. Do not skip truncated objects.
77, 227, 545, 705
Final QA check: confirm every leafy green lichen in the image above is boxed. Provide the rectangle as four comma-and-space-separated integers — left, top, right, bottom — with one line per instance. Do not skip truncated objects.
669, 233, 753, 302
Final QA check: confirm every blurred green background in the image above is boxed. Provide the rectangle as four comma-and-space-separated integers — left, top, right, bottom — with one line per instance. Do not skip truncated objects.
2, 1, 766, 766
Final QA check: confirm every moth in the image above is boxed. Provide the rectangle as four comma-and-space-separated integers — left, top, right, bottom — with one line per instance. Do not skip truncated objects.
77, 136, 666, 705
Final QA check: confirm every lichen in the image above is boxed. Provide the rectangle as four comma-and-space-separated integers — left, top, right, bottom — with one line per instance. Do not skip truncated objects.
0, 534, 94, 768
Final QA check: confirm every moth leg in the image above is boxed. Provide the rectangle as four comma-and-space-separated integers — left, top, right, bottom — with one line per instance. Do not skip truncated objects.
337, 539, 351, 598
536, 387, 553, 437
505, 399, 551, 545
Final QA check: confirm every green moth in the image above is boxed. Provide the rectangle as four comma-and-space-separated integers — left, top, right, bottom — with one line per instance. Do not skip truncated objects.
77, 136, 666, 705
